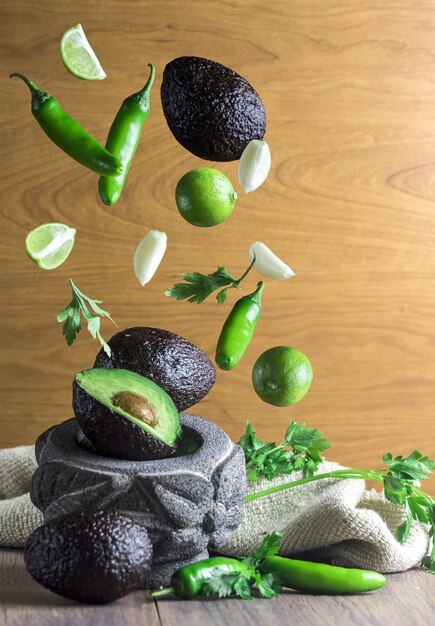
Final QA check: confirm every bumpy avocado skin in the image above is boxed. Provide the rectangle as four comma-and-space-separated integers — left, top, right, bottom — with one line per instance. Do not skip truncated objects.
72, 378, 178, 461
93, 327, 216, 411
24, 509, 152, 604
161, 56, 266, 161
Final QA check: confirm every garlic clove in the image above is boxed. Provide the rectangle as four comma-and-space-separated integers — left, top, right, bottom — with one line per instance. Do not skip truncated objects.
238, 140, 271, 193
134, 230, 167, 286
248, 241, 295, 280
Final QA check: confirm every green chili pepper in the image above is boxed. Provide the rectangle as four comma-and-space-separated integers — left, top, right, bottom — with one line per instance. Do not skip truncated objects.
10, 73, 123, 178
261, 556, 386, 594
98, 64, 155, 206
215, 281, 265, 371
151, 556, 251, 599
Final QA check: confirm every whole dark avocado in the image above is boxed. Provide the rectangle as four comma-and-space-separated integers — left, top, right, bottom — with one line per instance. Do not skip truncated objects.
24, 509, 152, 604
93, 327, 216, 411
161, 56, 266, 161
73, 368, 181, 461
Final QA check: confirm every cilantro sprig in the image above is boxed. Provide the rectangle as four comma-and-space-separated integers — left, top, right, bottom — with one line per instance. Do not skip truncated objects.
239, 421, 331, 482
381, 451, 435, 549
151, 533, 283, 600
165, 258, 255, 304
241, 422, 435, 573
56, 279, 116, 356
201, 532, 283, 600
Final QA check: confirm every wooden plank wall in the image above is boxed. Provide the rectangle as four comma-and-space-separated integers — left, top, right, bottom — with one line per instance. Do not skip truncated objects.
0, 1, 434, 491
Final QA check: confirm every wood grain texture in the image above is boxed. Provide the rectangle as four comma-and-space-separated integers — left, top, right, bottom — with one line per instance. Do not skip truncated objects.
1, 549, 435, 626
156, 570, 435, 626
0, 0, 434, 492
0, 549, 160, 626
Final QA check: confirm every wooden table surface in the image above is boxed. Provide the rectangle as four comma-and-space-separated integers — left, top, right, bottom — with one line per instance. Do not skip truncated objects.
1, 549, 434, 626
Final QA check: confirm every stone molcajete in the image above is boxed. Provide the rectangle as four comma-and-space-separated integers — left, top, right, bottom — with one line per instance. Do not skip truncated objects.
31, 414, 246, 587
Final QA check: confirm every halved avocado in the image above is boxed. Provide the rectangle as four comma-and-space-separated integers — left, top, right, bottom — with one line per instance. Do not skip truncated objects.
73, 368, 182, 461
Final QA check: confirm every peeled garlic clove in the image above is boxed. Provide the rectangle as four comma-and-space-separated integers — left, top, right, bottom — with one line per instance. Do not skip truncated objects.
238, 140, 271, 193
248, 241, 295, 280
134, 230, 167, 286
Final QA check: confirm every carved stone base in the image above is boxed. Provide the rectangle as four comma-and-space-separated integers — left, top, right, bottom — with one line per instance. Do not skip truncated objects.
31, 414, 246, 587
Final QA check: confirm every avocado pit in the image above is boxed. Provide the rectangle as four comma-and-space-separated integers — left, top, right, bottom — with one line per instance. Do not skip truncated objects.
112, 391, 158, 427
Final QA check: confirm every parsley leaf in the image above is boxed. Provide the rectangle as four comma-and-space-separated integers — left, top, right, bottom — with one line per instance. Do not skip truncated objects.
256, 572, 282, 599
202, 569, 254, 600
422, 503, 435, 573
242, 422, 435, 572
381, 451, 435, 548
200, 533, 284, 600
240, 533, 283, 599
243, 424, 435, 574
285, 421, 331, 477
232, 573, 254, 600
202, 571, 240, 599
165, 258, 255, 304
242, 531, 283, 568
239, 421, 330, 483
383, 450, 435, 483
165, 267, 237, 304
56, 279, 116, 356
285, 421, 330, 454
395, 501, 413, 544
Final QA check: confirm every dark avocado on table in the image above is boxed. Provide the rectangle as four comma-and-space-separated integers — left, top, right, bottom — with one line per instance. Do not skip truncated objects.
24, 509, 153, 604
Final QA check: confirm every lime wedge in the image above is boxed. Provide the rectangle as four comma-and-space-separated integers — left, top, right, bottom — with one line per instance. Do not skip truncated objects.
60, 24, 106, 80
26, 223, 76, 270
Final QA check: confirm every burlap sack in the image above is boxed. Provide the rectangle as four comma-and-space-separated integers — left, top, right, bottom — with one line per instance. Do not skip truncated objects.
0, 446, 43, 547
220, 462, 430, 572
0, 447, 430, 573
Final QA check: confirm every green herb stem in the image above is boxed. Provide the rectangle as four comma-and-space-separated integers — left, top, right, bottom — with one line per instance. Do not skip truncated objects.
244, 469, 383, 503
56, 278, 115, 355
233, 256, 256, 287
151, 587, 174, 598
165, 257, 257, 305
240, 421, 435, 572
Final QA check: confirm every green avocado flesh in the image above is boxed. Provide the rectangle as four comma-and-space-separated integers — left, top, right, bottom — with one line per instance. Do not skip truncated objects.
75, 368, 181, 447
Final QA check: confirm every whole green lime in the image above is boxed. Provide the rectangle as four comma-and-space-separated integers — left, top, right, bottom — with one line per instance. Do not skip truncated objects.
252, 346, 313, 406
175, 167, 237, 227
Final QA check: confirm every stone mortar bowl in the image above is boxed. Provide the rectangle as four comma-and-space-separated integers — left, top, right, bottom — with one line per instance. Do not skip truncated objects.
31, 414, 246, 587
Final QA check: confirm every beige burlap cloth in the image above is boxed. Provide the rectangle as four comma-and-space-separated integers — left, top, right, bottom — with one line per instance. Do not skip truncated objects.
0, 447, 430, 573
0, 446, 43, 547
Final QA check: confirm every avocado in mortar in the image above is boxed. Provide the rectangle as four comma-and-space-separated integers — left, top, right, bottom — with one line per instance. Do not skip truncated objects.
73, 368, 181, 461
161, 56, 266, 161
93, 327, 216, 412
24, 508, 152, 604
